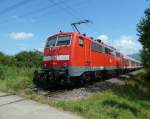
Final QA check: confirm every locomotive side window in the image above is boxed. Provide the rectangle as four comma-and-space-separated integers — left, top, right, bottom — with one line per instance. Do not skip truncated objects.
79, 37, 84, 46
105, 48, 109, 54
56, 35, 71, 46
111, 50, 116, 56
105, 48, 112, 55
105, 48, 116, 56
91, 42, 104, 53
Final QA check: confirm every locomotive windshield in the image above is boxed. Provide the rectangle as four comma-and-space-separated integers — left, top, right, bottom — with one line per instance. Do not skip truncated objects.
46, 35, 71, 47
46, 36, 57, 47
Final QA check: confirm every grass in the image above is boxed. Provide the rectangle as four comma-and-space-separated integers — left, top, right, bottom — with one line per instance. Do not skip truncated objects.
0, 65, 47, 103
0, 65, 150, 119
50, 75, 150, 119
0, 65, 34, 93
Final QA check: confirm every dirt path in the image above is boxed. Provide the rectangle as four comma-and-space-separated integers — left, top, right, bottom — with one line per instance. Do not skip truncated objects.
0, 92, 83, 119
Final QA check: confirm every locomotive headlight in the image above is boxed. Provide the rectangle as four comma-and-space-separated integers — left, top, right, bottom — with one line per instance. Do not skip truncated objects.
63, 62, 67, 66
44, 63, 47, 68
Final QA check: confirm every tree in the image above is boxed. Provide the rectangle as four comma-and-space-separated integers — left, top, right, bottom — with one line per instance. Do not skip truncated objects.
15, 51, 43, 67
0, 52, 16, 66
137, 4, 150, 79
0, 51, 43, 67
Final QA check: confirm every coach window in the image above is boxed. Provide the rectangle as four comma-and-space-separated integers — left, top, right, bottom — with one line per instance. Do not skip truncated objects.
111, 50, 116, 56
116, 52, 120, 57
91, 42, 104, 53
105, 48, 110, 54
79, 37, 84, 46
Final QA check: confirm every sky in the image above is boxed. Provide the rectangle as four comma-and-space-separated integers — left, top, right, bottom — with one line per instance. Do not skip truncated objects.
0, 0, 149, 55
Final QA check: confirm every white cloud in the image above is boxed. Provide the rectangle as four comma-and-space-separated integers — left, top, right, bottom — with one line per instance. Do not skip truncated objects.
97, 34, 109, 43
9, 32, 34, 40
112, 35, 142, 55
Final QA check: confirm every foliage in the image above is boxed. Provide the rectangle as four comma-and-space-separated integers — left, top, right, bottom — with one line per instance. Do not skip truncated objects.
0, 52, 17, 66
0, 65, 5, 80
0, 65, 34, 92
0, 51, 43, 68
0, 50, 42, 92
137, 4, 150, 79
51, 79, 150, 119
15, 51, 43, 67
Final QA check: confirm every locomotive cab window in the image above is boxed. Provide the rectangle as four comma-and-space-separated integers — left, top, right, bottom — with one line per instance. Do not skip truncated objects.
56, 35, 71, 46
46, 35, 71, 47
46, 36, 57, 47
79, 37, 84, 46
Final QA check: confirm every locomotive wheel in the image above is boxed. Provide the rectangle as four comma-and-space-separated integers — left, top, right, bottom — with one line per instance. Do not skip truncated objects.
80, 72, 91, 85
33, 70, 40, 87
33, 70, 56, 89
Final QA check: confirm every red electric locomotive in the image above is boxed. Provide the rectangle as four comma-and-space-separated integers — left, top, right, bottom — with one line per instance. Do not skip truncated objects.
33, 32, 142, 87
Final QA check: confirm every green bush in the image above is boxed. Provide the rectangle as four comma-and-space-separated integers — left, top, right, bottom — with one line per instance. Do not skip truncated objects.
0, 51, 43, 68
0, 50, 42, 92
0, 66, 34, 92
144, 68, 150, 81
0, 65, 5, 80
137, 4, 150, 81
15, 51, 43, 67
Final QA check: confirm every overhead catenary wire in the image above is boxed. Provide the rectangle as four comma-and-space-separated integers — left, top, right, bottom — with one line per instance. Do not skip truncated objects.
0, 0, 34, 16
47, 0, 80, 20
31, 0, 87, 21
0, 0, 8, 3
0, 0, 67, 24
18, 0, 67, 18
0, 0, 87, 25
55, 0, 84, 20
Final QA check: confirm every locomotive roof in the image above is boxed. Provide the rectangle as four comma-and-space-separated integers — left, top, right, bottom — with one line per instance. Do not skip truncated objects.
49, 31, 122, 52
47, 32, 141, 64
48, 32, 75, 37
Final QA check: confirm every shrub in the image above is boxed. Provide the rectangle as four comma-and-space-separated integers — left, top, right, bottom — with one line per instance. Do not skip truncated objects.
144, 68, 150, 81
0, 65, 5, 80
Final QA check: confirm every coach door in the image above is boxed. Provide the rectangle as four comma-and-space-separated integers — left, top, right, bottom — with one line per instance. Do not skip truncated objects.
79, 36, 91, 69
84, 38, 91, 69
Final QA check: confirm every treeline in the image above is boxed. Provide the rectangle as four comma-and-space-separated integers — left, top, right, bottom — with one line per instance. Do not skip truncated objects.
137, 3, 150, 80
0, 51, 43, 68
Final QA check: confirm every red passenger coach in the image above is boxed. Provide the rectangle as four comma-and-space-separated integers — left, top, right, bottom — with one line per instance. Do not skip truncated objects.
33, 32, 142, 87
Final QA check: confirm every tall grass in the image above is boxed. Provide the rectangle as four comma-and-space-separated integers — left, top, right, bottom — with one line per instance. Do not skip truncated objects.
0, 65, 149, 119
51, 75, 150, 119
0, 65, 34, 93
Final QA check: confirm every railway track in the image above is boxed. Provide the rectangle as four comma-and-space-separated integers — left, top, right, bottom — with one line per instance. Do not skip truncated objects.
24, 79, 120, 101
22, 87, 69, 99
37, 89, 67, 97
1, 70, 142, 101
